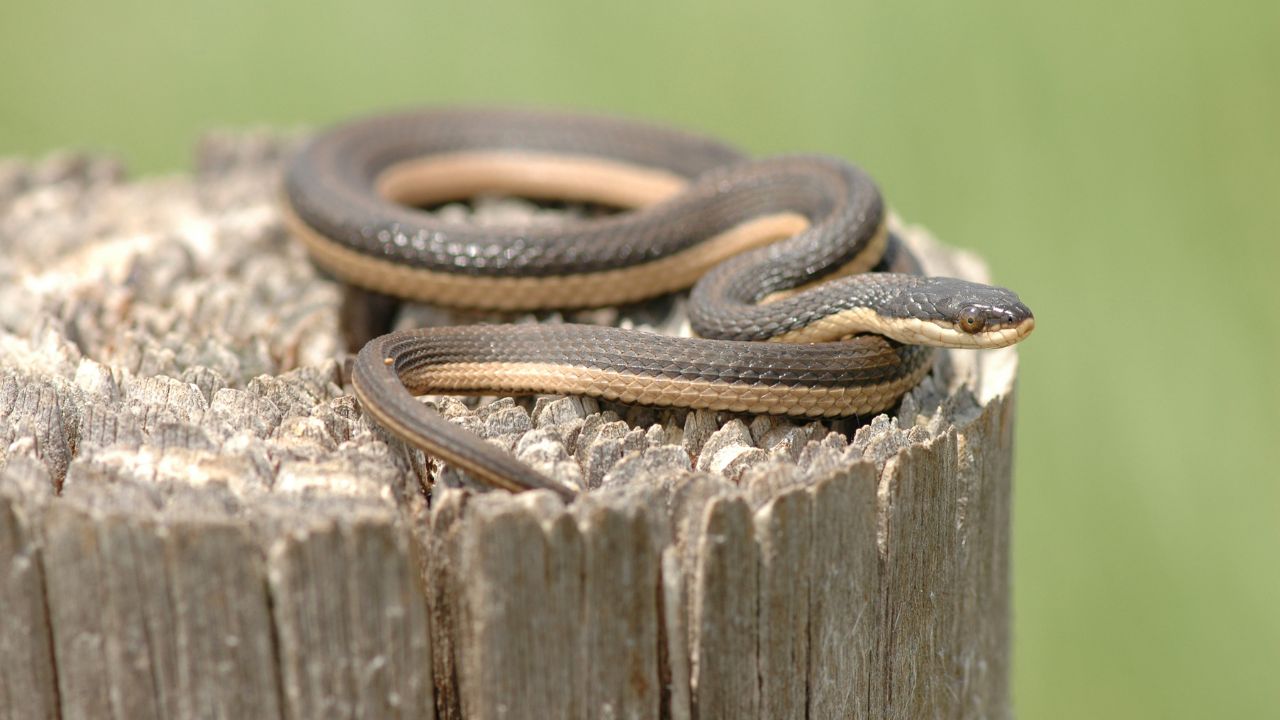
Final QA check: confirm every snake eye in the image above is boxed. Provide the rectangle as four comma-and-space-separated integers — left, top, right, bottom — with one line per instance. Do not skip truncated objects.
959, 307, 985, 334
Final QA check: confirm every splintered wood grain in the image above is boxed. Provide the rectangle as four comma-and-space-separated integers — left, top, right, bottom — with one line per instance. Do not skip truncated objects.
689, 496, 759, 719
954, 392, 1015, 720
165, 518, 281, 719
577, 492, 662, 720
41, 486, 283, 720
426, 488, 469, 720
41, 501, 113, 720
876, 431, 962, 719
0, 374, 74, 490
345, 520, 434, 720
660, 546, 693, 720
272, 521, 353, 718
0, 462, 58, 720
807, 462, 881, 718
754, 487, 812, 720
268, 512, 434, 720
97, 507, 181, 720
458, 492, 585, 720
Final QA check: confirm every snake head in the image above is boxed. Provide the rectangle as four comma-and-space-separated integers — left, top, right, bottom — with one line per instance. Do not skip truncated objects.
883, 276, 1035, 348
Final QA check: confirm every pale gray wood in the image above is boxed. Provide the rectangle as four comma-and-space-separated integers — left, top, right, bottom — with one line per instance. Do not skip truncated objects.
876, 432, 963, 718
426, 488, 469, 720
271, 521, 355, 719
689, 496, 759, 719
954, 391, 1016, 720
42, 499, 116, 719
40, 481, 284, 720
0, 459, 58, 720
660, 546, 693, 720
754, 487, 812, 720
543, 503, 588, 719
0, 370, 75, 489
458, 493, 585, 719
344, 515, 434, 720
96, 504, 181, 720
806, 462, 881, 718
576, 491, 662, 720
165, 515, 282, 719
267, 509, 434, 720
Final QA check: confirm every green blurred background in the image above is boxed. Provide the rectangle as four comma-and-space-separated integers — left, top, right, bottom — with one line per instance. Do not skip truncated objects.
2, 0, 1276, 716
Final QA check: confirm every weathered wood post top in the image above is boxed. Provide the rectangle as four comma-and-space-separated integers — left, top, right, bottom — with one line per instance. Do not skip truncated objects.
1, 133, 1021, 719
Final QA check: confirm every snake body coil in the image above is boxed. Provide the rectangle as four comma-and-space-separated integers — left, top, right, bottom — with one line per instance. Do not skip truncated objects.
283, 108, 1034, 497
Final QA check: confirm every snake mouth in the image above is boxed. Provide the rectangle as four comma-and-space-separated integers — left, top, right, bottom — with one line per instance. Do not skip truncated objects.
1012, 315, 1036, 340
962, 313, 1034, 348
881, 315, 1035, 349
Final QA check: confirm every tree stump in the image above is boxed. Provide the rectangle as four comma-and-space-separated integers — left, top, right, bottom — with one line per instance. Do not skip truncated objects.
0, 133, 1020, 719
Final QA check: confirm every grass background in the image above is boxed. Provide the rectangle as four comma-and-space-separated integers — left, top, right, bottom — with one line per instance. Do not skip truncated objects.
2, 0, 1276, 716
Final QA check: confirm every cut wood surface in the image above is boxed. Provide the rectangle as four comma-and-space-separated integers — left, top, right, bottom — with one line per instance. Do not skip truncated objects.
0, 134, 1021, 719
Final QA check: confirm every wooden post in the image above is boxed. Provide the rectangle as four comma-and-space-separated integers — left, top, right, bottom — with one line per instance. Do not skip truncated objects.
0, 136, 1020, 719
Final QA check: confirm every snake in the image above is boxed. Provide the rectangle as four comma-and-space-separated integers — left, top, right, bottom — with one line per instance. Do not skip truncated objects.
281, 108, 1034, 499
